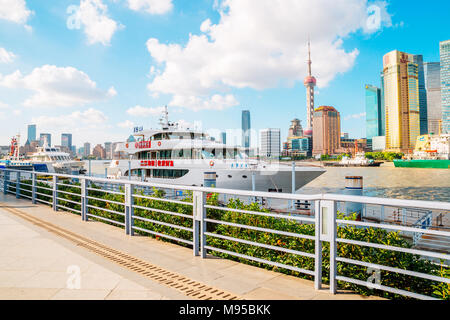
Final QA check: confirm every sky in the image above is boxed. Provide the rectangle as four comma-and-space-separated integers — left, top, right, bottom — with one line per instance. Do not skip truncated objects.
0, 0, 449, 149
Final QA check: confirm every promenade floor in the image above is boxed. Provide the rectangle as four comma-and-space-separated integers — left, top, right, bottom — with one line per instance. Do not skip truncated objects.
0, 193, 380, 300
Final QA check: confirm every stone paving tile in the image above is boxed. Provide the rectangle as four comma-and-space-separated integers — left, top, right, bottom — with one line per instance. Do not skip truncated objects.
242, 287, 301, 300
0, 288, 60, 300
50, 289, 111, 300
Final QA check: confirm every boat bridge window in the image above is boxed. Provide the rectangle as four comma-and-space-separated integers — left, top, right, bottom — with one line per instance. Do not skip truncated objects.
152, 169, 189, 179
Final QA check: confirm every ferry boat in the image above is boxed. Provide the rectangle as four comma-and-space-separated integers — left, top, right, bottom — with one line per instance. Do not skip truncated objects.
0, 135, 34, 171
325, 153, 382, 167
394, 134, 450, 169
110, 108, 326, 193
28, 143, 86, 174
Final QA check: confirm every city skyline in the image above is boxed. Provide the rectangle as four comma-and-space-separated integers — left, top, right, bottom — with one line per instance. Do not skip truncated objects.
0, 1, 449, 147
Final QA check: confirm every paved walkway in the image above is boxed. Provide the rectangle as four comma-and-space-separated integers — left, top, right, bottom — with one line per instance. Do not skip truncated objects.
0, 194, 380, 300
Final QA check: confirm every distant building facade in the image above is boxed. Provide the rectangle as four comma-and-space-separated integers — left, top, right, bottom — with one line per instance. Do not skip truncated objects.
39, 133, 51, 147
312, 106, 341, 156
365, 84, 385, 140
424, 62, 442, 135
242, 110, 251, 150
383, 50, 420, 153
220, 132, 226, 145
260, 129, 280, 159
83, 143, 91, 157
412, 55, 428, 135
440, 40, 450, 134
104, 142, 112, 159
93, 144, 106, 159
61, 133, 72, 152
27, 124, 36, 143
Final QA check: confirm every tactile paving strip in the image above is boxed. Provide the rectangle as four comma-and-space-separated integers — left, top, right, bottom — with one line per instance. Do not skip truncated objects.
0, 204, 241, 300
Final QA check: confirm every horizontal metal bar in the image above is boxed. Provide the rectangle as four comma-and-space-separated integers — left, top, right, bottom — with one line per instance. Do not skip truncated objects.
132, 226, 193, 245
57, 189, 81, 197
57, 204, 81, 214
18, 181, 31, 187
204, 245, 315, 276
18, 188, 32, 194
19, 194, 32, 200
337, 219, 450, 237
86, 204, 125, 216
336, 238, 450, 261
132, 215, 192, 232
35, 185, 53, 192
335, 275, 438, 300
204, 218, 315, 241
35, 198, 52, 206
35, 191, 52, 198
133, 194, 193, 206
56, 197, 81, 206
56, 182, 81, 188
336, 257, 450, 284
205, 204, 315, 223
36, 180, 53, 185
87, 187, 124, 196
86, 196, 124, 206
133, 204, 193, 219
86, 213, 125, 226
204, 232, 315, 258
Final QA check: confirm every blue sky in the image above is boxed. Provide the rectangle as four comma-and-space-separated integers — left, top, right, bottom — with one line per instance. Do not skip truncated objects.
0, 0, 449, 148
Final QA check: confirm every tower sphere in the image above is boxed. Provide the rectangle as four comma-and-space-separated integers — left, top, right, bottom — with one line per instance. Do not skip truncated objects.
304, 76, 317, 86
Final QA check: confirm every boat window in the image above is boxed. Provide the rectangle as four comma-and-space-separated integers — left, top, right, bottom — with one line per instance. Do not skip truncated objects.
152, 169, 189, 179
242, 175, 248, 179
201, 150, 214, 159
228, 175, 232, 178
159, 150, 172, 159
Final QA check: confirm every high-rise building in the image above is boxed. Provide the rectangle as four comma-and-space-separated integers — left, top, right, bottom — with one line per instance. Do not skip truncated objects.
412, 55, 428, 134
39, 133, 51, 147
93, 144, 106, 159
288, 119, 303, 138
440, 40, 450, 134
304, 40, 317, 134
424, 62, 442, 135
312, 106, 341, 156
220, 132, 226, 145
104, 142, 112, 159
83, 142, 91, 157
242, 110, 251, 150
380, 72, 385, 135
365, 84, 384, 140
27, 124, 36, 143
260, 129, 280, 159
382, 50, 420, 152
71, 145, 77, 155
61, 133, 72, 151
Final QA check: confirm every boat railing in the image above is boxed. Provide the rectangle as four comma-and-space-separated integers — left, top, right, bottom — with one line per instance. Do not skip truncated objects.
0, 167, 449, 300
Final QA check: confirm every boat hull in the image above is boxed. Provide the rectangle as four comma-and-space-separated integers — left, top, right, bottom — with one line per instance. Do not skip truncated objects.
393, 160, 450, 169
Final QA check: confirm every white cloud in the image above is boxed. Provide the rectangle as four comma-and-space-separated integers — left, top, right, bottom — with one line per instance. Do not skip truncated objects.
126, 105, 166, 117
117, 120, 135, 128
344, 112, 366, 121
78, 0, 123, 45
32, 108, 108, 128
0, 100, 8, 109
146, 0, 392, 111
0, 0, 32, 25
0, 65, 116, 107
0, 47, 16, 63
127, 0, 173, 15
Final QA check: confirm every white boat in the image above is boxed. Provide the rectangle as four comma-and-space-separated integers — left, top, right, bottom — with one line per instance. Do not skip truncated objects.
28, 143, 85, 174
0, 135, 34, 171
338, 153, 378, 167
110, 108, 326, 193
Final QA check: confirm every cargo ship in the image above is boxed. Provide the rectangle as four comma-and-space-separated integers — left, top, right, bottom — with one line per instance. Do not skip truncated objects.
394, 134, 450, 169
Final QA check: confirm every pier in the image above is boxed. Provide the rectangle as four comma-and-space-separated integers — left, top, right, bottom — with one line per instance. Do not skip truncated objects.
0, 168, 449, 300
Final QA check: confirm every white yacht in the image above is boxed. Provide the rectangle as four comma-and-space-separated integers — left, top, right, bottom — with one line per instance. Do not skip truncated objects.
110, 108, 325, 193
29, 143, 85, 174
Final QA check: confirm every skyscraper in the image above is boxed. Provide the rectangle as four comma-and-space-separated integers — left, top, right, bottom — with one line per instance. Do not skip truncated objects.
83, 142, 91, 157
304, 40, 317, 133
260, 129, 280, 159
424, 62, 442, 135
220, 132, 226, 145
242, 110, 251, 150
412, 55, 428, 135
365, 84, 384, 139
61, 133, 72, 151
104, 142, 112, 159
312, 106, 341, 156
440, 40, 450, 134
27, 124, 36, 143
39, 133, 51, 147
382, 50, 420, 152
288, 119, 303, 138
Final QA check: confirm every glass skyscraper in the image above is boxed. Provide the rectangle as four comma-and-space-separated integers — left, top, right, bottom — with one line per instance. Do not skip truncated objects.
365, 84, 384, 139
61, 133, 72, 150
440, 40, 450, 134
424, 62, 441, 135
27, 124, 36, 143
413, 55, 428, 135
241, 110, 251, 149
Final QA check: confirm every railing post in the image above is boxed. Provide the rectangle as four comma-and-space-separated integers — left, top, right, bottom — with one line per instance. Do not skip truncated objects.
200, 192, 207, 258
32, 172, 36, 204
52, 175, 58, 211
192, 191, 201, 256
3, 170, 8, 194
125, 183, 134, 236
16, 171, 20, 199
319, 200, 337, 294
81, 178, 88, 221
314, 200, 322, 290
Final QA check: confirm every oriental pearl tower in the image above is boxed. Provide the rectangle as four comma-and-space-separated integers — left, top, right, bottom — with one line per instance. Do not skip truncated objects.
303, 40, 316, 137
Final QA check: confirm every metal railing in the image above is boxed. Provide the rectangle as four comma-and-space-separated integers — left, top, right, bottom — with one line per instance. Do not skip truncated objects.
0, 168, 449, 300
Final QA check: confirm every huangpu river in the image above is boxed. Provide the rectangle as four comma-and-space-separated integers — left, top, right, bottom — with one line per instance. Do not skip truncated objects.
84, 161, 450, 203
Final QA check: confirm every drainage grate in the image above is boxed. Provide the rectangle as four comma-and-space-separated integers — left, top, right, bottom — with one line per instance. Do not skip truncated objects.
1, 205, 240, 300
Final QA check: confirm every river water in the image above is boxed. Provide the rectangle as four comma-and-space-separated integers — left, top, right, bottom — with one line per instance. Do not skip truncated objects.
84, 161, 450, 203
